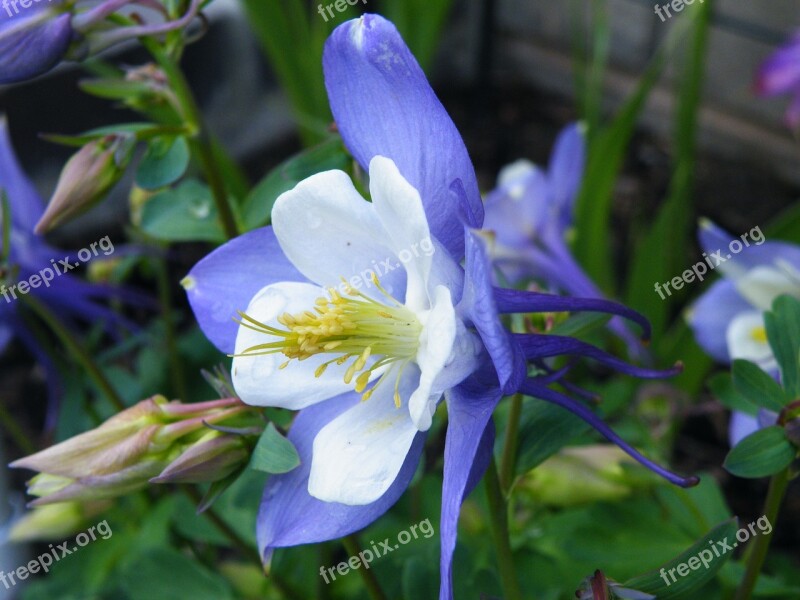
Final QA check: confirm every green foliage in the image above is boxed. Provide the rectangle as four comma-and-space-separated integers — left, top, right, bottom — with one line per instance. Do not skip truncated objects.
724, 427, 796, 479
140, 180, 227, 243
249, 423, 301, 475
623, 518, 738, 598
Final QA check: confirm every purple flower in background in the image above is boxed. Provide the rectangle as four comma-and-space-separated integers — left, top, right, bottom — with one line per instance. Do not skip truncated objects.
483, 124, 643, 358
0, 0, 202, 85
0, 116, 135, 427
185, 15, 696, 599
755, 31, 800, 127
687, 219, 799, 444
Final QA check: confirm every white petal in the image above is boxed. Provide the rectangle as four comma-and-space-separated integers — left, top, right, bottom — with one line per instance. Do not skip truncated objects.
734, 265, 799, 310
232, 282, 355, 409
498, 159, 537, 188
408, 286, 481, 431
272, 170, 405, 299
308, 367, 420, 505
726, 310, 777, 372
369, 156, 433, 310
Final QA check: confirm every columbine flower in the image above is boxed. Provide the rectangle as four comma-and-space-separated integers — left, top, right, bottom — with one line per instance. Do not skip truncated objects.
482, 123, 643, 357
0, 0, 202, 85
10, 396, 252, 505
687, 219, 800, 444
184, 15, 695, 598
755, 31, 800, 128
0, 115, 142, 427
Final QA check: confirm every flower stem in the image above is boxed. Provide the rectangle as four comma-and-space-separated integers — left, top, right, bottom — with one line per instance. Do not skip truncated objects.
20, 294, 125, 412
154, 257, 188, 400
734, 467, 790, 600
342, 535, 388, 600
485, 458, 523, 600
499, 393, 522, 493
141, 39, 240, 240
0, 403, 35, 454
184, 486, 261, 566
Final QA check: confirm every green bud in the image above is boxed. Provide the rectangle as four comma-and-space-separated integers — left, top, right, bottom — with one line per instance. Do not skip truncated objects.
35, 134, 135, 234
516, 445, 656, 508
8, 501, 112, 542
10, 395, 252, 505
151, 431, 250, 485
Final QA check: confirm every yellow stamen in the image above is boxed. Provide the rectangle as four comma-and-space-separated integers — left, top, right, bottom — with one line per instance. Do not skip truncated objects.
752, 326, 768, 344
234, 276, 422, 404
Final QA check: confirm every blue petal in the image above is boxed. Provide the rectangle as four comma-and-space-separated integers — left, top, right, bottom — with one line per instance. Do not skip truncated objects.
0, 116, 45, 231
0, 13, 73, 85
493, 286, 652, 341
483, 167, 549, 251
323, 14, 482, 258
698, 220, 800, 273
460, 230, 525, 393
440, 370, 502, 600
514, 333, 681, 379
547, 122, 585, 227
256, 391, 424, 561
520, 378, 698, 488
183, 227, 306, 354
687, 279, 751, 363
728, 411, 760, 447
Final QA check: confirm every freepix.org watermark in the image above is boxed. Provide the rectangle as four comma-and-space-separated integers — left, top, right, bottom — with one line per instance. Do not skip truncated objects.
0, 520, 112, 590
1, 235, 115, 304
653, 225, 765, 300
654, 0, 705, 22
319, 518, 434, 584
2, 0, 56, 19
335, 236, 435, 295
317, 0, 367, 22
659, 516, 772, 587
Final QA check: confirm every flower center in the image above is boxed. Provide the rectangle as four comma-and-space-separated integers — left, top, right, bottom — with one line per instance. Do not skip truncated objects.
236, 274, 422, 406
751, 325, 768, 344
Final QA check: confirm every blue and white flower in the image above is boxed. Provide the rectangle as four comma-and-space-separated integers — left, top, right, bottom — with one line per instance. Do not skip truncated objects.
185, 15, 695, 599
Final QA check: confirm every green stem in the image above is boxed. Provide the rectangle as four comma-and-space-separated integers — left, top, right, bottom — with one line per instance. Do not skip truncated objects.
499, 393, 522, 493
0, 402, 35, 454
142, 39, 240, 240
20, 294, 125, 412
342, 535, 388, 600
154, 257, 188, 400
485, 458, 523, 600
734, 468, 791, 600
184, 486, 261, 566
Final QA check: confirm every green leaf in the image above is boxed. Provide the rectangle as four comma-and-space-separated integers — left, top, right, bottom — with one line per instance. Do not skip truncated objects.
765, 295, 800, 398
724, 426, 796, 478
624, 0, 712, 338
732, 359, 790, 412
242, 137, 349, 229
514, 399, 590, 476
574, 9, 697, 291
249, 423, 301, 474
42, 122, 174, 147
136, 136, 190, 190
119, 547, 234, 600
140, 180, 226, 243
707, 372, 757, 415
623, 518, 739, 598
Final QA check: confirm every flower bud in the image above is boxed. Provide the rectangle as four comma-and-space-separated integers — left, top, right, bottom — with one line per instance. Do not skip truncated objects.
10, 395, 253, 505
151, 431, 250, 485
35, 134, 134, 234
0, 8, 74, 85
516, 445, 657, 508
8, 500, 112, 542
